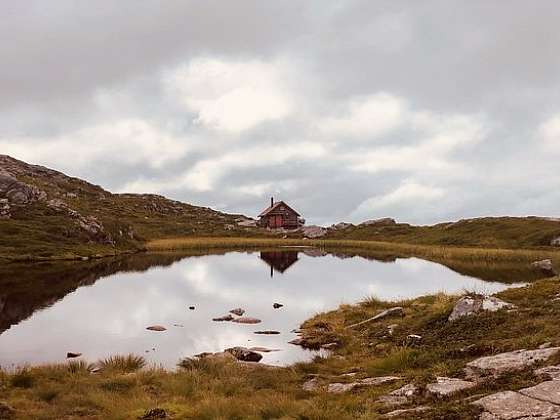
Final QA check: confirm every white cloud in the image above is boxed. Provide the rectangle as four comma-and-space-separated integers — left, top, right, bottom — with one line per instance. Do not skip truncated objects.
1, 118, 189, 172
539, 114, 560, 151
167, 58, 293, 133
351, 181, 445, 220
319, 93, 405, 139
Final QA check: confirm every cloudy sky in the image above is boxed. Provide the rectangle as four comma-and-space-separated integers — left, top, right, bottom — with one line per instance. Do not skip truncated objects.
2, 1, 560, 225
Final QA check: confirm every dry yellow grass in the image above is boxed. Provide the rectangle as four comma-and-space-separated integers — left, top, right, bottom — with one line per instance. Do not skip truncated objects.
146, 237, 560, 263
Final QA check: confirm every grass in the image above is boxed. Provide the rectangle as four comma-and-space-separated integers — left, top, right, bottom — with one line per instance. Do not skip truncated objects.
2, 277, 560, 418
146, 237, 560, 265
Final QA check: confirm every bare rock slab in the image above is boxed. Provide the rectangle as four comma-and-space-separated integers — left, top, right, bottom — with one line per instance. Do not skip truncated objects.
426, 376, 477, 397
465, 348, 560, 379
327, 376, 401, 394
519, 380, 560, 405
378, 384, 418, 407
535, 365, 560, 380
473, 390, 560, 419
382, 406, 431, 418
449, 295, 515, 322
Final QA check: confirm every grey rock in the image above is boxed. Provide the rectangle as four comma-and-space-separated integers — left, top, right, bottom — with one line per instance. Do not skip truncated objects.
0, 173, 47, 204
225, 346, 263, 362
551, 236, 560, 247
531, 259, 558, 276
378, 384, 418, 407
448, 295, 515, 322
327, 376, 400, 394
301, 225, 328, 238
426, 376, 476, 397
330, 222, 353, 230
346, 307, 404, 329
359, 218, 396, 226
465, 348, 560, 379
473, 390, 560, 419
302, 378, 320, 392
383, 407, 431, 418
237, 219, 257, 227
229, 308, 245, 316
519, 380, 560, 405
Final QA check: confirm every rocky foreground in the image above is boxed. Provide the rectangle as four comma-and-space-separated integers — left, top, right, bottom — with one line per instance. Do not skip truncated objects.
2, 273, 560, 418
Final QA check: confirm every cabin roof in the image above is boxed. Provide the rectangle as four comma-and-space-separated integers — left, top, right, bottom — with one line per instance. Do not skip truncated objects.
258, 200, 301, 217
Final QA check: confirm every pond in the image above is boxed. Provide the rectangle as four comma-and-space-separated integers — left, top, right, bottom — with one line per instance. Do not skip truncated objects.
0, 248, 533, 369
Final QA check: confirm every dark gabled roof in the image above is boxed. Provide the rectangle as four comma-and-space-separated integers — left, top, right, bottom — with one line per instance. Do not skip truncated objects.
258, 200, 301, 217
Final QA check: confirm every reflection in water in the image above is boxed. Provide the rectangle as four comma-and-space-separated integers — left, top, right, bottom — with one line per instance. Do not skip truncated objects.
260, 251, 299, 277
0, 249, 533, 368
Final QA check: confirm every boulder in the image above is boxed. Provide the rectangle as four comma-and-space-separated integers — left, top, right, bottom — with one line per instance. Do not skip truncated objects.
551, 237, 560, 247
229, 308, 245, 316
273, 303, 284, 309
346, 307, 404, 329
301, 225, 328, 238
359, 218, 396, 227
378, 384, 418, 407
465, 348, 560, 379
231, 317, 261, 324
330, 222, 353, 230
426, 376, 476, 397
146, 325, 167, 331
66, 352, 82, 358
225, 347, 263, 362
0, 173, 47, 204
531, 259, 557, 276
448, 295, 515, 322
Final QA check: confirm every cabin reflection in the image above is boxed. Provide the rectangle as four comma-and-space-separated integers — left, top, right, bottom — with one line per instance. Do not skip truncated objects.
260, 251, 299, 277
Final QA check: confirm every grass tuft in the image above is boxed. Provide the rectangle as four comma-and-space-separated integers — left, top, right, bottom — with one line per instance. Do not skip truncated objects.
98, 354, 146, 373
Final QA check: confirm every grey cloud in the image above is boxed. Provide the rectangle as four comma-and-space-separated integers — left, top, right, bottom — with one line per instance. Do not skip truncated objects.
2, 1, 560, 225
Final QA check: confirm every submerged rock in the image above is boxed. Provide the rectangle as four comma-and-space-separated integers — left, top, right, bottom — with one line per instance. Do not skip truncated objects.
448, 295, 515, 322
146, 325, 167, 332
254, 330, 280, 335
465, 347, 560, 379
273, 303, 284, 309
231, 317, 261, 324
212, 314, 234, 322
225, 347, 263, 362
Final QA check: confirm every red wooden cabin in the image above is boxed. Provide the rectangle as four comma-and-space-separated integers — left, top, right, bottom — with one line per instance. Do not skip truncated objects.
258, 198, 303, 229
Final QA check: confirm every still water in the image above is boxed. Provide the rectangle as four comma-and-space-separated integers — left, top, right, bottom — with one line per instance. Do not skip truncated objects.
0, 248, 530, 368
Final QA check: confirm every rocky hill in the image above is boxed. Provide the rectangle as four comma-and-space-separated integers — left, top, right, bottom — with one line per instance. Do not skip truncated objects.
0, 155, 250, 259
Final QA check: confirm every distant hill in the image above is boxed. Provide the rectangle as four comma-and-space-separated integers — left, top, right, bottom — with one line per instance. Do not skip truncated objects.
0, 155, 252, 259
325, 216, 560, 249
2, 154, 560, 260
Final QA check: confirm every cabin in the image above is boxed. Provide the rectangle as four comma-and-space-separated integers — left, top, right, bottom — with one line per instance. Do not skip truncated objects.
258, 198, 304, 229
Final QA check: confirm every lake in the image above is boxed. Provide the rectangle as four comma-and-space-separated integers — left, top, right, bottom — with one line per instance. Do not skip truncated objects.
0, 248, 533, 369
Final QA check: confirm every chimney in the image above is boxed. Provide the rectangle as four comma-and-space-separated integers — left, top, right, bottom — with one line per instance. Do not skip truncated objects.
271, 197, 274, 207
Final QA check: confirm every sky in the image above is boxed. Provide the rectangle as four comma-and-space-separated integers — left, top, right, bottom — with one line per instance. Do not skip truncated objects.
2, 1, 560, 225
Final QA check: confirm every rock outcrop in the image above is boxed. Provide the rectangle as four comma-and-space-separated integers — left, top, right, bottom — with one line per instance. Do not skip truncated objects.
473, 381, 560, 419
301, 225, 328, 238
426, 376, 476, 397
448, 295, 515, 322
359, 218, 396, 227
531, 259, 558, 276
327, 376, 401, 394
465, 348, 560, 379
225, 347, 263, 362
